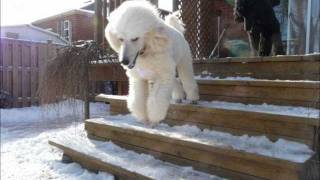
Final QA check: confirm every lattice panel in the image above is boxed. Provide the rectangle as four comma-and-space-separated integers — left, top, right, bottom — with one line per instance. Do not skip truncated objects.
177, 0, 216, 59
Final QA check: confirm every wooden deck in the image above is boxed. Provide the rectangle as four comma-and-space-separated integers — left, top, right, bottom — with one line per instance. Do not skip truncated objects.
50, 54, 319, 179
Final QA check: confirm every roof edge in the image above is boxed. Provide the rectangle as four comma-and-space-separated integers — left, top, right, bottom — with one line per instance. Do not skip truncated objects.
32, 9, 94, 24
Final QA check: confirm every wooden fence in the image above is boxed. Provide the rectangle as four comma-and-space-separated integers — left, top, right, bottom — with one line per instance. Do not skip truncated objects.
0, 38, 62, 108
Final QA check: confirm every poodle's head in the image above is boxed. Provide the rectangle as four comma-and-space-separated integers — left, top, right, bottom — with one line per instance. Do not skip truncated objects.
105, 0, 169, 69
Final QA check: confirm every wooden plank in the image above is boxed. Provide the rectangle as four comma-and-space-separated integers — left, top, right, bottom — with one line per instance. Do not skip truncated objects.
7, 42, 14, 107
49, 140, 151, 180
198, 82, 319, 102
30, 43, 38, 105
203, 55, 316, 63
197, 79, 319, 108
89, 63, 127, 81
85, 119, 314, 180
11, 41, 20, 107
199, 94, 320, 109
193, 60, 320, 81
163, 119, 314, 147
87, 133, 262, 180
197, 79, 320, 88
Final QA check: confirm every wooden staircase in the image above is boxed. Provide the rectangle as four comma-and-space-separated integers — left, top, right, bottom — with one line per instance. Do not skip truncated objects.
50, 55, 320, 180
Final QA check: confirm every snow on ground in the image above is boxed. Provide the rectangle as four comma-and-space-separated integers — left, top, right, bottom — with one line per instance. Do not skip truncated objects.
1, 99, 109, 124
94, 115, 314, 163
1, 100, 114, 180
193, 100, 320, 118
1, 101, 222, 180
0, 98, 316, 179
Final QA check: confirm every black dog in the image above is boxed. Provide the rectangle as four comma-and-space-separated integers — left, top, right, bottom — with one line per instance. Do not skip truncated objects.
234, 0, 284, 56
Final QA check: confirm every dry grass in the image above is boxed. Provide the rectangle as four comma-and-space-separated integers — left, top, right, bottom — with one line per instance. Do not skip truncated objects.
39, 40, 114, 105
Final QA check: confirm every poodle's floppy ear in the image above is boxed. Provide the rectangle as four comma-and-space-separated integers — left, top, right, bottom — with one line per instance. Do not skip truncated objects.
105, 24, 121, 53
144, 27, 169, 55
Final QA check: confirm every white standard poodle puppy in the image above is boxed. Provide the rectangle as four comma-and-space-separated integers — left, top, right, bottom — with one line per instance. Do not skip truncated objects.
105, 0, 199, 125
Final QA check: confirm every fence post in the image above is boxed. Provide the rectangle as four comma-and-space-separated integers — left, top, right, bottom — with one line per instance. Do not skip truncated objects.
84, 62, 90, 120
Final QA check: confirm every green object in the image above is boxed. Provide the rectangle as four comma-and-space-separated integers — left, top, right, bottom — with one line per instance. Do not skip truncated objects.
224, 40, 251, 57
225, 0, 235, 6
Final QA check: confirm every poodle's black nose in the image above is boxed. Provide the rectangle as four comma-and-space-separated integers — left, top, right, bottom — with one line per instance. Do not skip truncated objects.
121, 58, 130, 65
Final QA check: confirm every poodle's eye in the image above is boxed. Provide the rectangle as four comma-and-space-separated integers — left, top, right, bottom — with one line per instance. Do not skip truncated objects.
131, 37, 139, 42
119, 38, 124, 42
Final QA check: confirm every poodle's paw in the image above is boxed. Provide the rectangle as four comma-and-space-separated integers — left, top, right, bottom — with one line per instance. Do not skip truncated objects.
146, 121, 158, 128
147, 97, 169, 125
173, 99, 183, 104
186, 95, 199, 102
190, 100, 198, 105
185, 86, 200, 102
172, 78, 185, 101
131, 111, 148, 123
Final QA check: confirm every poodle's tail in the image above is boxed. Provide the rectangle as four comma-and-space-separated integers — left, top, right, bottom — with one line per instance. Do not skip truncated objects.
165, 11, 185, 34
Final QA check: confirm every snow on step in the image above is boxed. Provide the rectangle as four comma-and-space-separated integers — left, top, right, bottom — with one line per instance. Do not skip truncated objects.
90, 115, 314, 163
195, 74, 320, 83
50, 135, 222, 180
196, 100, 319, 118
96, 94, 320, 118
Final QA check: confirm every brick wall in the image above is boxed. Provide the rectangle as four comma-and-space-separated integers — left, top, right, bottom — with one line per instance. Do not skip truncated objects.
32, 13, 94, 42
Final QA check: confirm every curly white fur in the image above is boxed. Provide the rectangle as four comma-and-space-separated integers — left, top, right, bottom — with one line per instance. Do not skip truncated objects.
105, 0, 199, 125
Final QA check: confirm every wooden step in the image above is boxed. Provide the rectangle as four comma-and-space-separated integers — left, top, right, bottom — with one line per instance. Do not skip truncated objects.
197, 79, 320, 108
49, 136, 221, 180
194, 54, 320, 80
85, 117, 317, 180
89, 55, 320, 82
95, 94, 320, 150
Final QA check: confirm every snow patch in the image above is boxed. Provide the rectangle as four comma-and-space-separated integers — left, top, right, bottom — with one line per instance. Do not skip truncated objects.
0, 99, 109, 124
1, 125, 114, 180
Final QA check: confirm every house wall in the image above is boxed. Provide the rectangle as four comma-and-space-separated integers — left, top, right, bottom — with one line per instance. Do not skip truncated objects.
32, 13, 94, 42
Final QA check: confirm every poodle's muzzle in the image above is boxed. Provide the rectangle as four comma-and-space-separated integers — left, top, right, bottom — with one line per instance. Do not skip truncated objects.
121, 50, 141, 69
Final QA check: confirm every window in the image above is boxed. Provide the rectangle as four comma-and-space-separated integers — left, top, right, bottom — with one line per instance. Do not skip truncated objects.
158, 0, 174, 12
45, 28, 53, 32
5, 32, 19, 39
61, 20, 72, 42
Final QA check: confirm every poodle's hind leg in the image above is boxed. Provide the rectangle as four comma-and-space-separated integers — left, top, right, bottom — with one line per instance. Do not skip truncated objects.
127, 77, 148, 123
172, 78, 185, 103
177, 57, 199, 103
147, 78, 174, 125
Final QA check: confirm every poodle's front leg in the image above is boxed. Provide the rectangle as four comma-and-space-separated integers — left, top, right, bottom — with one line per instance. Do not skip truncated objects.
127, 77, 148, 122
177, 58, 199, 103
147, 78, 174, 124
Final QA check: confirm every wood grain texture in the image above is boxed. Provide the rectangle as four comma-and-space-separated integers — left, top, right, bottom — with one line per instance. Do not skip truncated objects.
197, 80, 320, 108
